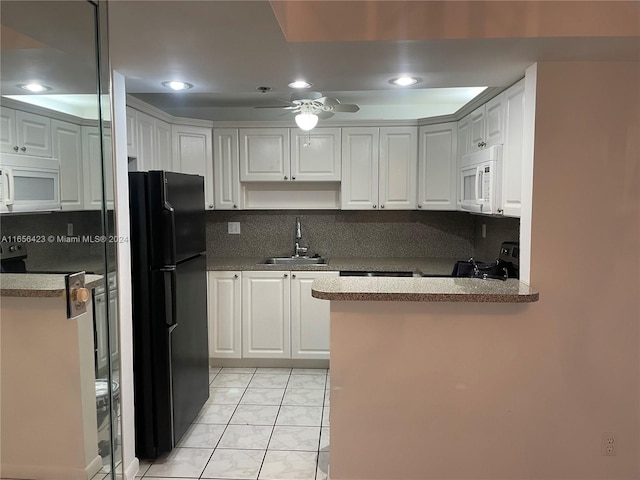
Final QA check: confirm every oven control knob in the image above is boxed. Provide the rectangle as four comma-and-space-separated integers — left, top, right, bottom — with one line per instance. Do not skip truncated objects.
8, 245, 15, 252
17, 245, 22, 250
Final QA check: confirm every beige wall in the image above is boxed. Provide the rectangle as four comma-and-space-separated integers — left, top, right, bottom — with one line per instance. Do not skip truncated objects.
330, 61, 640, 479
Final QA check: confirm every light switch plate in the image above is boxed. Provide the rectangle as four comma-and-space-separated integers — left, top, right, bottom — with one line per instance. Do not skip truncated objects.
228, 222, 241, 234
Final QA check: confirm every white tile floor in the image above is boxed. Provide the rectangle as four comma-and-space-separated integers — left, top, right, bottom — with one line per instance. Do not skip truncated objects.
135, 367, 330, 480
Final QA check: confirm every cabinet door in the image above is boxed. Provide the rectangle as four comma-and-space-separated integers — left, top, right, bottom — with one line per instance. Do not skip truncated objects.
213, 128, 241, 210
207, 271, 242, 358
468, 105, 486, 153
82, 126, 114, 210
136, 111, 156, 171
417, 123, 457, 211
108, 287, 119, 363
126, 107, 138, 159
341, 127, 379, 209
501, 80, 525, 217
242, 271, 290, 358
16, 110, 52, 157
52, 120, 83, 211
239, 128, 290, 181
172, 125, 214, 209
290, 128, 341, 181
155, 119, 173, 171
379, 126, 417, 210
0, 107, 17, 154
291, 271, 337, 360
485, 93, 505, 148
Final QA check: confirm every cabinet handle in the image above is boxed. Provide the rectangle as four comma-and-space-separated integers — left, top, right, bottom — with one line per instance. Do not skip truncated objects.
233, 204, 237, 209
13, 146, 18, 152
381, 204, 385, 209
292, 274, 296, 279
417, 204, 422, 209
478, 141, 486, 148
373, 204, 377, 209
284, 274, 288, 278
498, 209, 504, 214
20, 146, 26, 152
292, 176, 296, 180
208, 204, 214, 209
234, 274, 238, 278
284, 176, 288, 180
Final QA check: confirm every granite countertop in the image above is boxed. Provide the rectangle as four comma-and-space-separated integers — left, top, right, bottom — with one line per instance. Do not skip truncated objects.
207, 256, 458, 276
311, 277, 539, 303
0, 273, 105, 298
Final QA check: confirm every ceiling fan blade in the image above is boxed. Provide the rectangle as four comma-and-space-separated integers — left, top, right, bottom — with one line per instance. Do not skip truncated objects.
317, 110, 335, 119
290, 91, 322, 102
317, 96, 340, 106
254, 105, 297, 109
331, 103, 360, 113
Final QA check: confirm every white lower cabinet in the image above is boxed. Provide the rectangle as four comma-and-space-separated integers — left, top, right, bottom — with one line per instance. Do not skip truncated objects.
242, 271, 291, 359
291, 271, 336, 360
208, 270, 335, 360
207, 271, 242, 358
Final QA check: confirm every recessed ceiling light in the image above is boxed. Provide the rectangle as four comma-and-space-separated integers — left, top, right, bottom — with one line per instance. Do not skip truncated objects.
288, 80, 312, 89
18, 83, 52, 93
162, 81, 193, 91
390, 76, 420, 87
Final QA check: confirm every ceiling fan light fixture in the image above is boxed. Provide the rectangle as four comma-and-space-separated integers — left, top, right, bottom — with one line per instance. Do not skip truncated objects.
288, 80, 312, 89
390, 76, 420, 87
162, 81, 193, 91
18, 83, 51, 93
295, 112, 318, 131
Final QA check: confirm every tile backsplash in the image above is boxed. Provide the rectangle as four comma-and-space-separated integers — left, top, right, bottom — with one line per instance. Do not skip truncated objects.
207, 210, 476, 259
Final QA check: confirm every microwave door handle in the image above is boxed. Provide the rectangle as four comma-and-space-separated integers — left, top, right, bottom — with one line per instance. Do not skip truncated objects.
475, 166, 483, 204
5, 169, 14, 206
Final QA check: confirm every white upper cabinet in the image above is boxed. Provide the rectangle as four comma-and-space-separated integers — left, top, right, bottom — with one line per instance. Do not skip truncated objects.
0, 107, 52, 157
172, 124, 214, 209
242, 271, 291, 359
126, 106, 138, 159
52, 120, 83, 211
207, 271, 242, 359
501, 79, 525, 217
417, 123, 458, 211
467, 93, 505, 153
341, 126, 417, 210
155, 119, 172, 171
341, 127, 379, 209
136, 110, 156, 171
379, 126, 417, 210
82, 126, 114, 210
239, 128, 290, 181
290, 128, 341, 181
213, 128, 242, 210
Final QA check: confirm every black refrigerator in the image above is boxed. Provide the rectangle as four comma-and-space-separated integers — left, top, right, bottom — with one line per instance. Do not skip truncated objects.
129, 171, 209, 459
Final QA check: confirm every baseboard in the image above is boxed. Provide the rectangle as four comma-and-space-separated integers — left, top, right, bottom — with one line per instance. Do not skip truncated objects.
0, 455, 102, 480
123, 457, 140, 480
210, 358, 330, 368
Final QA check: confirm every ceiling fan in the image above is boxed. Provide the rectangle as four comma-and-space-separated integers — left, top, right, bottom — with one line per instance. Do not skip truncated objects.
256, 92, 360, 131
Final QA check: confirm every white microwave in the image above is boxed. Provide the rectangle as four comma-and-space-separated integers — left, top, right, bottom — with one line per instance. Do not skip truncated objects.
460, 145, 503, 215
0, 154, 60, 213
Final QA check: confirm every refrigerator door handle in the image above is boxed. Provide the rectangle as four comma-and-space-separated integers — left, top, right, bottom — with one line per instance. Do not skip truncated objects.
162, 267, 177, 328
161, 174, 177, 265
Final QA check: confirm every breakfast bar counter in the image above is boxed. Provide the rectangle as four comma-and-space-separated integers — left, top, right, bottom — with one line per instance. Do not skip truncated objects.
312, 276, 538, 302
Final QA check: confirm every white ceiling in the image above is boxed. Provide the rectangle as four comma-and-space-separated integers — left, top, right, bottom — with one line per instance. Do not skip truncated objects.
1, 1, 638, 123
107, 1, 640, 123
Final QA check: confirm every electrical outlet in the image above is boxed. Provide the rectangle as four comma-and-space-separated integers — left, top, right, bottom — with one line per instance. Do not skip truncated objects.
228, 222, 241, 235
601, 432, 616, 456
481, 223, 487, 239
67, 223, 74, 236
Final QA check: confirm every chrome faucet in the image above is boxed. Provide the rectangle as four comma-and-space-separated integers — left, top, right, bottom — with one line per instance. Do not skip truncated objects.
294, 217, 308, 257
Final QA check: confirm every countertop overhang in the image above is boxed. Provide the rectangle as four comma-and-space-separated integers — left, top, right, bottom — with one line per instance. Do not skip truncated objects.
311, 277, 539, 303
0, 273, 104, 298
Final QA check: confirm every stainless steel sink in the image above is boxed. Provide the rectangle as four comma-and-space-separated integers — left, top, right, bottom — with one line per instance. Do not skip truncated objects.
261, 257, 327, 265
